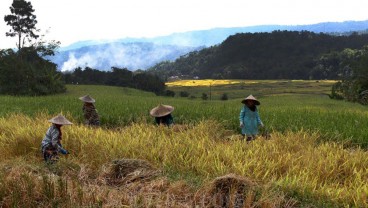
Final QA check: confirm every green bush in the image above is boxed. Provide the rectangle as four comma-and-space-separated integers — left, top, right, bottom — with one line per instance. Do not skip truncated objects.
220, 93, 228, 100
179, 91, 190, 97
0, 48, 65, 96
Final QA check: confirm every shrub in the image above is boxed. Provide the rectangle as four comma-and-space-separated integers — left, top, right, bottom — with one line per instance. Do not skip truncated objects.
201, 93, 208, 100
0, 48, 66, 96
179, 91, 190, 97
164, 90, 176, 97
220, 93, 228, 100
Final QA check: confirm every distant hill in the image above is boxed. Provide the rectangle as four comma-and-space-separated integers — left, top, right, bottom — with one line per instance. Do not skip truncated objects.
62, 20, 368, 50
52, 20, 368, 71
148, 31, 368, 80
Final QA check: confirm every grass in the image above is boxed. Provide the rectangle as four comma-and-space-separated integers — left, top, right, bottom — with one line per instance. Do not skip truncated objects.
0, 83, 367, 146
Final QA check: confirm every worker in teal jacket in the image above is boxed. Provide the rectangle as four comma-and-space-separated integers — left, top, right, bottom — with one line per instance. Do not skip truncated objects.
239, 95, 264, 141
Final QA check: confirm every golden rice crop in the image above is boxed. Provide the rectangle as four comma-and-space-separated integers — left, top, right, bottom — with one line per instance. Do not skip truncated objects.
0, 113, 367, 207
166, 79, 336, 87
166, 79, 245, 86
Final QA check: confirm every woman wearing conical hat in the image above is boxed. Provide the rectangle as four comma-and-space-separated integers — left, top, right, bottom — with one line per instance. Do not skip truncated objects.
150, 104, 174, 126
79, 95, 100, 126
41, 114, 72, 162
239, 95, 264, 142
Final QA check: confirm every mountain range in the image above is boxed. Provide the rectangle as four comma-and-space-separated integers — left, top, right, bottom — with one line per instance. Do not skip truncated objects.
50, 20, 368, 71
148, 30, 368, 80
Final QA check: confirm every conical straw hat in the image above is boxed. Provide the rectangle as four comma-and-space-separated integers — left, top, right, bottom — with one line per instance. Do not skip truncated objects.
241, 95, 260, 105
48, 114, 73, 125
79, 95, 95, 103
150, 104, 174, 117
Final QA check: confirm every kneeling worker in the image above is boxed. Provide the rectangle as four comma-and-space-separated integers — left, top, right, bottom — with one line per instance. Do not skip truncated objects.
150, 104, 174, 126
41, 114, 72, 162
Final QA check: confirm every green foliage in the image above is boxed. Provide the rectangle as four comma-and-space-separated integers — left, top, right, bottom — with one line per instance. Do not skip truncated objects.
149, 31, 368, 80
63, 67, 166, 94
201, 93, 208, 100
108, 67, 133, 87
164, 90, 175, 97
329, 82, 344, 100
1, 0, 65, 96
179, 91, 190, 97
321, 46, 368, 103
0, 48, 66, 95
4, 0, 39, 50
133, 72, 165, 94
220, 93, 228, 100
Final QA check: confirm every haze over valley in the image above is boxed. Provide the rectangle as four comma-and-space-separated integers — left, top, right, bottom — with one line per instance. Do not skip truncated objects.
49, 20, 368, 71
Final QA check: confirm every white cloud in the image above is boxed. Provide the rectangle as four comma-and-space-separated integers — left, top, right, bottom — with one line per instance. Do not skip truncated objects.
58, 43, 191, 71
61, 53, 98, 71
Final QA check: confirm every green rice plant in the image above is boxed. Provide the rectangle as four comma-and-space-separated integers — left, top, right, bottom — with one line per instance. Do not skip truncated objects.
0, 84, 367, 147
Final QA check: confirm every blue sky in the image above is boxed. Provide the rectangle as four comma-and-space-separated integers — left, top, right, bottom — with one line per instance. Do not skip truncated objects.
1, 0, 367, 48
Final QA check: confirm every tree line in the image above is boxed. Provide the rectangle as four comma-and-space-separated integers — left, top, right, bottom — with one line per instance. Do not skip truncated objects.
148, 31, 368, 80
63, 67, 165, 95
317, 45, 368, 104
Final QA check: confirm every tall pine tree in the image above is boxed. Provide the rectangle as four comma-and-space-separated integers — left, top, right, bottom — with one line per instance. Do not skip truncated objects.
4, 0, 39, 50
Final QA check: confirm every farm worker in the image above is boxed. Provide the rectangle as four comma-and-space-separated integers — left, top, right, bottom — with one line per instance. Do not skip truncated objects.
41, 114, 72, 162
150, 104, 174, 126
79, 95, 100, 126
239, 95, 264, 141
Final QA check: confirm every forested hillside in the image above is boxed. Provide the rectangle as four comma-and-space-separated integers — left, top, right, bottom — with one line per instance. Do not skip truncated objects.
149, 31, 368, 79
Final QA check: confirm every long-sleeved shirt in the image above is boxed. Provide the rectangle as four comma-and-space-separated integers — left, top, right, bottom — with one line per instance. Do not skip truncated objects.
239, 105, 263, 136
41, 124, 65, 153
83, 104, 100, 126
155, 114, 174, 126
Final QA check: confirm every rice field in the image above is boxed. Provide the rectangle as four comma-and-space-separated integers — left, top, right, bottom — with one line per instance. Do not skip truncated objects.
166, 79, 246, 87
0, 114, 367, 207
0, 83, 367, 146
166, 79, 336, 99
0, 81, 368, 207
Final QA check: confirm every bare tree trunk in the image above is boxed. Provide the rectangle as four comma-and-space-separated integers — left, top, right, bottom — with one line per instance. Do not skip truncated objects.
18, 32, 22, 50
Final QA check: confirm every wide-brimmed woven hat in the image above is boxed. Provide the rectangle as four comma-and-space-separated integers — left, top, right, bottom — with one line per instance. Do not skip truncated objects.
48, 114, 73, 125
79, 95, 95, 103
241, 95, 260, 105
150, 104, 174, 117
